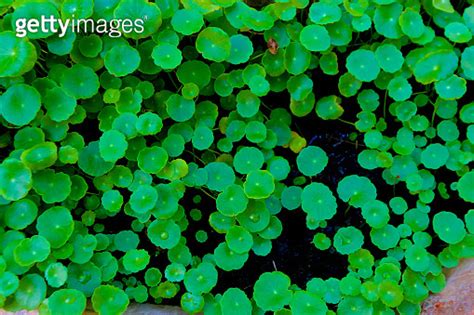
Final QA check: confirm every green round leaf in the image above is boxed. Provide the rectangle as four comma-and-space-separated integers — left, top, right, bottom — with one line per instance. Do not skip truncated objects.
196, 27, 231, 62
253, 272, 292, 312
0, 84, 41, 126
48, 289, 86, 315
0, 31, 37, 77
296, 146, 328, 176
433, 211, 467, 244
171, 9, 204, 35
92, 285, 129, 315
244, 170, 275, 199
152, 43, 182, 70
299, 25, 331, 52
346, 49, 380, 82
0, 159, 32, 201
105, 45, 141, 77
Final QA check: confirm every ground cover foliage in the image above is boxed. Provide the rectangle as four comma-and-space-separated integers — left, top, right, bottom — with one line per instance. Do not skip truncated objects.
0, 0, 473, 314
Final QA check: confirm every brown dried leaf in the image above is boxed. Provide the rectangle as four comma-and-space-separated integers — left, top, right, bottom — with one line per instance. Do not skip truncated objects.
267, 38, 279, 55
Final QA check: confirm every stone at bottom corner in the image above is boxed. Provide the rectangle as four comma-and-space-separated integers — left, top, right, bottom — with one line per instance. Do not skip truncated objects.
421, 258, 474, 315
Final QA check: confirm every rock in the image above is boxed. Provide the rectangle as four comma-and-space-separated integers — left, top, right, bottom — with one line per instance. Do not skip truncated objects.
422, 259, 474, 315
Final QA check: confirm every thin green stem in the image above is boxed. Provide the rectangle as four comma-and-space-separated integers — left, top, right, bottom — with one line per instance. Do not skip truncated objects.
167, 72, 178, 90
199, 188, 216, 200
412, 91, 428, 95
337, 118, 355, 126
344, 205, 352, 215
250, 52, 264, 61
185, 150, 206, 165
431, 101, 438, 126
261, 101, 272, 111
206, 148, 220, 155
